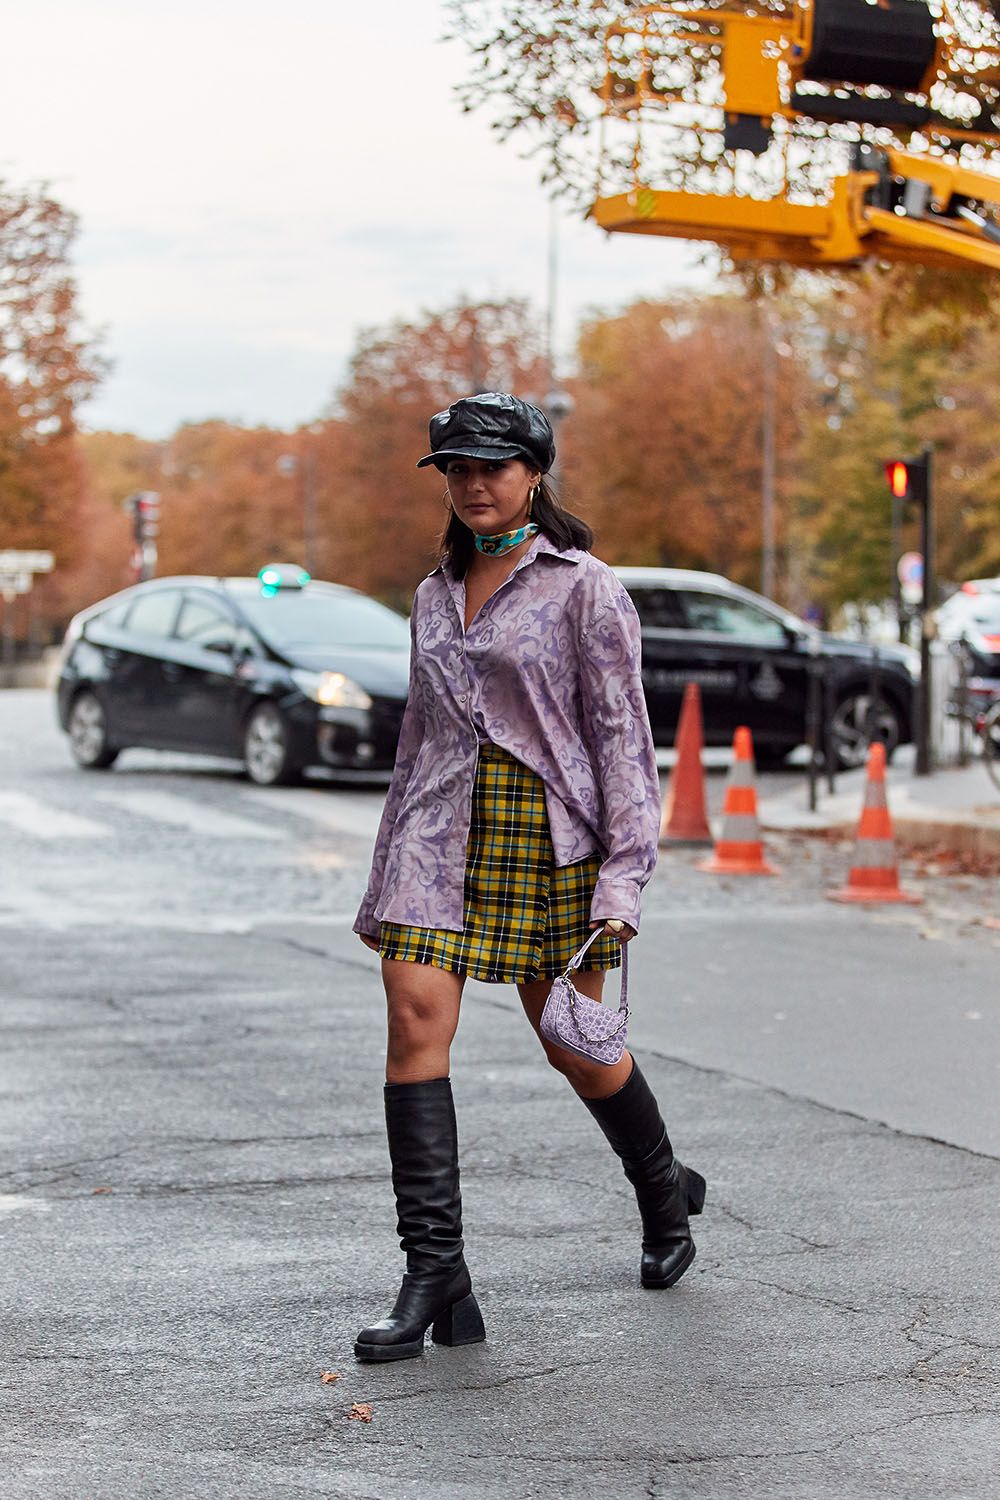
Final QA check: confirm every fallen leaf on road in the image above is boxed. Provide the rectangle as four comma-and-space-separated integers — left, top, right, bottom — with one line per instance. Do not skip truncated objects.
92, 1186, 112, 1195
348, 1402, 374, 1422
319, 1371, 340, 1384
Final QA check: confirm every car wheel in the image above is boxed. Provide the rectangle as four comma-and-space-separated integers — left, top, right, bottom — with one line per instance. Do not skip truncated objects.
243, 701, 301, 786
830, 691, 903, 771
68, 690, 119, 770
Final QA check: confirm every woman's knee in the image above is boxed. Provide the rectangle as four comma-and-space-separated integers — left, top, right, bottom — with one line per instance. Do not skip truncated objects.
539, 1037, 600, 1093
384, 963, 461, 1055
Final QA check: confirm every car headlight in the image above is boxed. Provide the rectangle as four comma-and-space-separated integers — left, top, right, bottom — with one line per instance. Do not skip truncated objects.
290, 669, 372, 709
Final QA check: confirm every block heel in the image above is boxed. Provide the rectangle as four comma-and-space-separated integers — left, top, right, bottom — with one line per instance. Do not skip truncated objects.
686, 1168, 707, 1216
431, 1292, 486, 1348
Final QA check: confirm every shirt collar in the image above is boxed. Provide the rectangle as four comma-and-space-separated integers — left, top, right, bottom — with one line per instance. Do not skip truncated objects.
433, 532, 583, 583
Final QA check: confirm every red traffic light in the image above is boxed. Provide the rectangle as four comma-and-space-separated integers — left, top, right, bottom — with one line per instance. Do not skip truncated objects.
886, 460, 909, 499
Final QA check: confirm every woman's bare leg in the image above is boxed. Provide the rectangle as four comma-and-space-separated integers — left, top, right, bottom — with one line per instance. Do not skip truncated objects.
517, 970, 705, 1290
382, 959, 465, 1083
516, 970, 633, 1099
355, 958, 484, 1362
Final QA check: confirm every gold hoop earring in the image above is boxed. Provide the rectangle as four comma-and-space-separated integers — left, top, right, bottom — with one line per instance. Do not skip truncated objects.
528, 485, 538, 517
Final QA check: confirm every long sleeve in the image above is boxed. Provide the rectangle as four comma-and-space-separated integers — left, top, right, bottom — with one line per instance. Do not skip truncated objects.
578, 589, 661, 932
353, 609, 426, 938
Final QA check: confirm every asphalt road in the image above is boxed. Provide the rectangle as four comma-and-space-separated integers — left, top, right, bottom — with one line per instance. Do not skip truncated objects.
2, 690, 998, 1498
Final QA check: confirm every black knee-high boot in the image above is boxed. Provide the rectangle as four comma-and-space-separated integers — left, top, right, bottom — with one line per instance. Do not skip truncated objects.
354, 1077, 486, 1362
581, 1059, 706, 1289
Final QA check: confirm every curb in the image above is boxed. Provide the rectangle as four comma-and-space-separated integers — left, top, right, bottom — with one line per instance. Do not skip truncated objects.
761, 805, 1000, 859
891, 815, 1000, 859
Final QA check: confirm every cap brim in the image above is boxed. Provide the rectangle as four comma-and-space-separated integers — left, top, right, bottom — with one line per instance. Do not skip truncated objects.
416, 443, 528, 471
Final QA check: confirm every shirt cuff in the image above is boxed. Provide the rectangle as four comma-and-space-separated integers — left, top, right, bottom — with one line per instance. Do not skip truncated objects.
353, 901, 380, 940
589, 876, 642, 933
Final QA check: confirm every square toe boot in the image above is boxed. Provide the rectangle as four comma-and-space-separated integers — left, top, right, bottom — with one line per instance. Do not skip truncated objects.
354, 1078, 486, 1362
581, 1060, 706, 1289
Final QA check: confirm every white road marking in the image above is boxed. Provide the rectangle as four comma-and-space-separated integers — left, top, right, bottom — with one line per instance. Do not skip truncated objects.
0, 1195, 51, 1213
92, 789, 284, 840
0, 791, 112, 840
0, 881, 361, 931
239, 785, 383, 840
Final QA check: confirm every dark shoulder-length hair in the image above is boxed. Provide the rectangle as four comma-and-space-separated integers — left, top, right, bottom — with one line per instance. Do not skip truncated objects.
438, 476, 593, 580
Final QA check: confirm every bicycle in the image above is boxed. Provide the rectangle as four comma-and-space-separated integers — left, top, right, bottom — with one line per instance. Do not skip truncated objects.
979, 697, 1000, 793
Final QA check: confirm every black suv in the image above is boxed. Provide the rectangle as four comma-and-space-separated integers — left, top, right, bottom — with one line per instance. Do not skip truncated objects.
56, 565, 410, 784
615, 567, 918, 768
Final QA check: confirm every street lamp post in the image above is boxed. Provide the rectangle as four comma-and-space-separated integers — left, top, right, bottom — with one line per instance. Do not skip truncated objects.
762, 330, 777, 601
544, 198, 575, 481
277, 445, 319, 576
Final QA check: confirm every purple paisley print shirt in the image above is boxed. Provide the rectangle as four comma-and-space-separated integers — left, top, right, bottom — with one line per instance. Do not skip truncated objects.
353, 533, 661, 938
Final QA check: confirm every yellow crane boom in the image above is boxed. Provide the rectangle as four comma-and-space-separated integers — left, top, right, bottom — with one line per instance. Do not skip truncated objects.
591, 0, 1000, 271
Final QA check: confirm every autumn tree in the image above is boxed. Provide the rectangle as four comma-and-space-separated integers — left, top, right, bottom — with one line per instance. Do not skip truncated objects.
563, 292, 804, 593
333, 299, 549, 605
77, 420, 353, 592
0, 179, 104, 637
789, 268, 997, 609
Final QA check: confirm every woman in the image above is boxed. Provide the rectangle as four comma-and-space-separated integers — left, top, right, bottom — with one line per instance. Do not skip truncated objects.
352, 392, 705, 1363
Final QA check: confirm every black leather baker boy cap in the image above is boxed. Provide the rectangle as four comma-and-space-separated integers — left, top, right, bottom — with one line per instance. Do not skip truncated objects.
416, 392, 556, 474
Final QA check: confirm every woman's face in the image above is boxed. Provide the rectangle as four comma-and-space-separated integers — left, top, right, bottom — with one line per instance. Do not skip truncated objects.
445, 456, 540, 537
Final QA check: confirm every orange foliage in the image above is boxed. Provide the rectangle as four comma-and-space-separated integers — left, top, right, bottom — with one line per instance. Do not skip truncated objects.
0, 179, 103, 642
562, 295, 802, 590
333, 300, 549, 606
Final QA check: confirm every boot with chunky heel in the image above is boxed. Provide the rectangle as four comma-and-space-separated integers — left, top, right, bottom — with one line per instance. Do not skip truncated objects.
431, 1290, 487, 1347
581, 1059, 706, 1289
354, 1077, 486, 1363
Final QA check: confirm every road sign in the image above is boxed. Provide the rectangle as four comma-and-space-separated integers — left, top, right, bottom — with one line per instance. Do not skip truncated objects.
897, 551, 923, 606
0, 572, 31, 594
0, 550, 54, 573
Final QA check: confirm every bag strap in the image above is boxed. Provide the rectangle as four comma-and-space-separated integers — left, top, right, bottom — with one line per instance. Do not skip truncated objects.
559, 924, 629, 1011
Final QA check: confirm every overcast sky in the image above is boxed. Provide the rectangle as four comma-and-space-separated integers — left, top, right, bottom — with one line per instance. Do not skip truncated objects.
1, 0, 703, 436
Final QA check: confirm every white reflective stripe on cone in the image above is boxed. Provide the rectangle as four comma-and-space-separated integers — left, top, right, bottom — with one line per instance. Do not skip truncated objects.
718, 813, 762, 840
850, 839, 898, 868
729, 760, 755, 787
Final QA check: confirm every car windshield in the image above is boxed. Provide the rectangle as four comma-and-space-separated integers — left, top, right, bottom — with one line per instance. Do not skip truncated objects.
234, 586, 409, 650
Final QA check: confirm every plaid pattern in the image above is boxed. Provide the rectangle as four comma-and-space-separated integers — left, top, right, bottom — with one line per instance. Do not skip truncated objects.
378, 743, 621, 982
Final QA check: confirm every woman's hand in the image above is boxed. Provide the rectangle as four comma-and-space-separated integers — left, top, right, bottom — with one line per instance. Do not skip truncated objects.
358, 933, 380, 952
591, 918, 636, 943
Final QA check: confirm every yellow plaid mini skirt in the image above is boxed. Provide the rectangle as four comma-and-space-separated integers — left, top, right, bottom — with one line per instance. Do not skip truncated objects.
378, 743, 621, 983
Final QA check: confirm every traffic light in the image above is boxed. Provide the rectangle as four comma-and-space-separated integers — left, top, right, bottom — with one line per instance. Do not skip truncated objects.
130, 491, 160, 543
883, 445, 935, 775
884, 455, 928, 506
124, 492, 160, 581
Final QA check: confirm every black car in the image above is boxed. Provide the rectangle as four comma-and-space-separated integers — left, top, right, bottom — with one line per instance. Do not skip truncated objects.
615, 567, 918, 768
56, 564, 410, 784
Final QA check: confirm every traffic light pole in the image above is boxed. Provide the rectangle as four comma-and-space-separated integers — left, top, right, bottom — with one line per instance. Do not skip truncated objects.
915, 445, 934, 776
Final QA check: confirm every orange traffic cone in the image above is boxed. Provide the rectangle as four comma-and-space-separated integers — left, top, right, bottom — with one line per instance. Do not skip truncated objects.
827, 742, 923, 905
660, 682, 712, 847
696, 727, 777, 876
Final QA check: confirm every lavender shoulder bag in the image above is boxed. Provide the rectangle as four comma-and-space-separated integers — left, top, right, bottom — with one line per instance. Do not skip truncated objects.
539, 925, 629, 1066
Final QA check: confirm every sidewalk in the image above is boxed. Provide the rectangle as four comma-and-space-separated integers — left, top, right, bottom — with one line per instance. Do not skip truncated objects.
760, 747, 1000, 857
